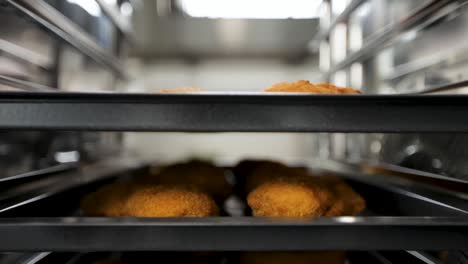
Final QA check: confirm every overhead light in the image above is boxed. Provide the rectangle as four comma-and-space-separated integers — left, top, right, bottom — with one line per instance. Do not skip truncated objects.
177, 0, 321, 19
54, 151, 80, 163
67, 0, 101, 16
120, 2, 133, 17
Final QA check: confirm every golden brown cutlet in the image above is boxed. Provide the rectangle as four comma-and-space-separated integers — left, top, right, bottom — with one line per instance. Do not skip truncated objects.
246, 176, 333, 217
123, 184, 219, 217
264, 80, 360, 94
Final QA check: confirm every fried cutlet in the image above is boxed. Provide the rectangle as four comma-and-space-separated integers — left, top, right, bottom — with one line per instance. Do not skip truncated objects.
246, 177, 332, 217
264, 80, 360, 94
123, 184, 219, 217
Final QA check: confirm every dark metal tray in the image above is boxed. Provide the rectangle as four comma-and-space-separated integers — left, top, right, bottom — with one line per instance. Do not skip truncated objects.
0, 159, 467, 251
0, 216, 466, 251
1, 92, 468, 132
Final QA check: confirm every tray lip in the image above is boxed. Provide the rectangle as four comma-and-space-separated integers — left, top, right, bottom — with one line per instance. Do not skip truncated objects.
1, 91, 468, 102
0, 216, 467, 226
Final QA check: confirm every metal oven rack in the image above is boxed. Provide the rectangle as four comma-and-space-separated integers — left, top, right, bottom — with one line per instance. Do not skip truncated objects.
0, 156, 467, 252
0, 0, 467, 262
0, 92, 466, 255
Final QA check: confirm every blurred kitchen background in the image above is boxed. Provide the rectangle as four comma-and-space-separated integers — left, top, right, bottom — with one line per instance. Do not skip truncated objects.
2, 0, 468, 179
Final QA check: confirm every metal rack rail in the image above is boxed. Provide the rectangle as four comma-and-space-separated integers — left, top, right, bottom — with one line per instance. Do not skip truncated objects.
95, 0, 135, 43
327, 0, 456, 76
0, 38, 52, 71
0, 75, 55, 92
0, 92, 468, 132
0, 216, 466, 251
308, 0, 365, 51
6, 0, 127, 79
0, 159, 466, 251
0, 163, 77, 183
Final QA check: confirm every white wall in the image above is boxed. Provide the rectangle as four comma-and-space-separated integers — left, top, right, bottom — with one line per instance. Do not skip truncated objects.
124, 58, 321, 164
126, 58, 321, 92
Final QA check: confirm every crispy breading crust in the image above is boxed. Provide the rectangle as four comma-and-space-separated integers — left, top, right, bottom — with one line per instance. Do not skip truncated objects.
123, 184, 219, 217
264, 80, 360, 94
237, 160, 365, 217
247, 178, 329, 217
81, 182, 219, 217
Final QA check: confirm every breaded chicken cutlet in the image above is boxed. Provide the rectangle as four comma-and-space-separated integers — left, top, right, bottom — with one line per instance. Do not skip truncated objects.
123, 184, 219, 217
81, 182, 219, 217
246, 176, 333, 217
145, 160, 232, 202
239, 251, 346, 264
237, 160, 365, 217
264, 80, 360, 94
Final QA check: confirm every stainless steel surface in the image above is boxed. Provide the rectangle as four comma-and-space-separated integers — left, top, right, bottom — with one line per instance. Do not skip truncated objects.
7, 0, 127, 79
132, 0, 318, 59
0, 75, 55, 91
133, 18, 318, 59
0, 163, 77, 183
0, 157, 144, 214
319, 0, 468, 191
309, 0, 365, 51
0, 39, 52, 71
95, 0, 135, 43
327, 0, 454, 77
406, 251, 443, 264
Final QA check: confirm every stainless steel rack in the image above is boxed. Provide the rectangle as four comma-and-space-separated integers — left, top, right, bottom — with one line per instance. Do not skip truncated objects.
95, 0, 135, 43
326, 0, 456, 77
0, 92, 468, 132
0, 75, 55, 92
308, 0, 365, 51
6, 0, 127, 79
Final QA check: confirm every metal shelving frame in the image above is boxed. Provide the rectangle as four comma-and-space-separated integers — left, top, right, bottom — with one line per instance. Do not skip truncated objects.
0, 92, 468, 132
6, 0, 127, 79
325, 0, 457, 79
0, 159, 466, 251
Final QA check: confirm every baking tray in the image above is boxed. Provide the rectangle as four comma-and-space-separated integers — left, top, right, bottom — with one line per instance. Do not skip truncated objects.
2, 251, 445, 264
0, 216, 466, 251
1, 92, 468, 132
0, 161, 466, 251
